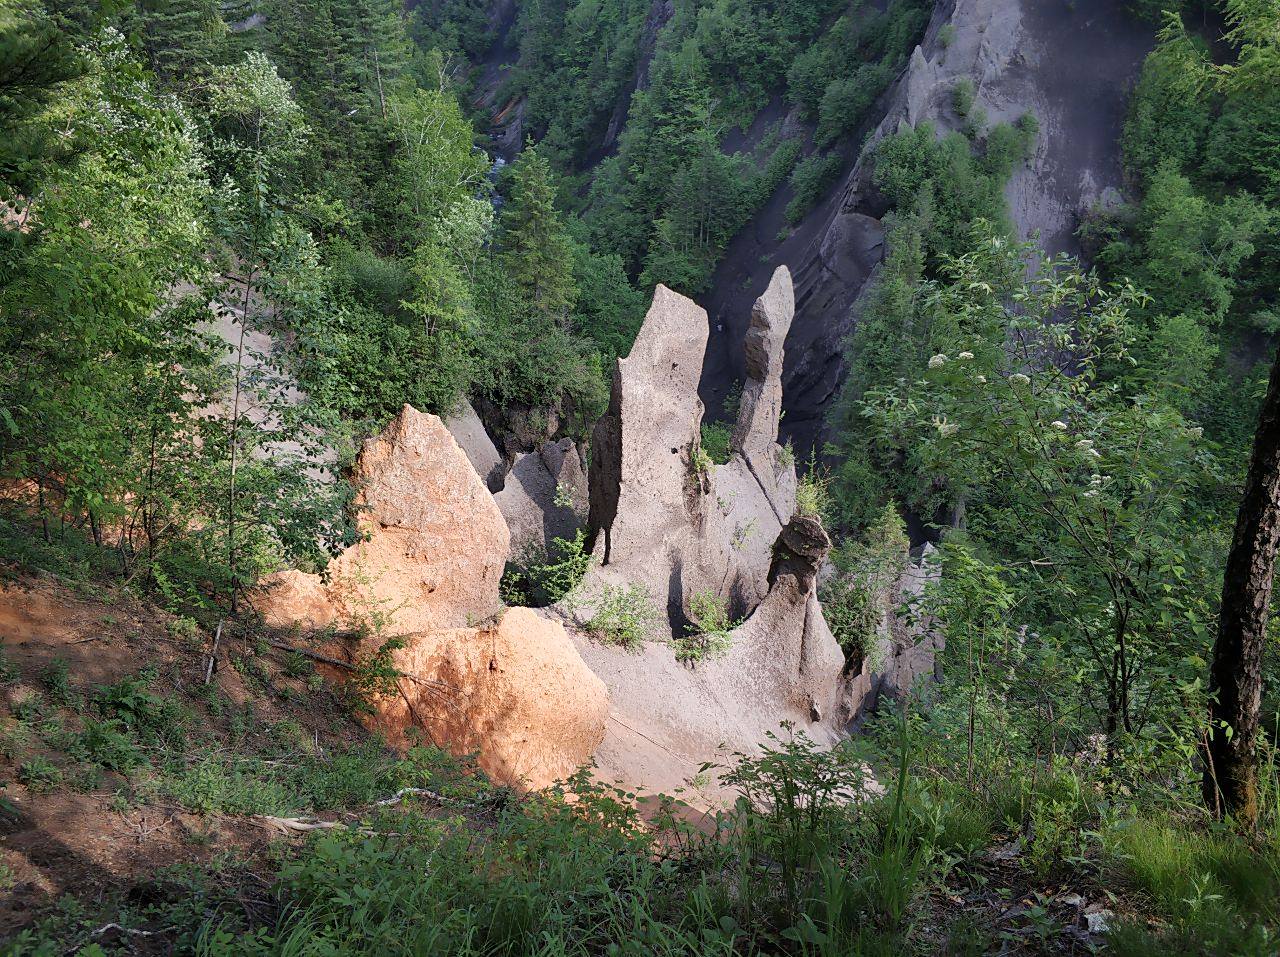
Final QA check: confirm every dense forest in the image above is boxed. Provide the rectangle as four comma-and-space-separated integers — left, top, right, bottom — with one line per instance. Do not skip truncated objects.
1, 0, 1279, 953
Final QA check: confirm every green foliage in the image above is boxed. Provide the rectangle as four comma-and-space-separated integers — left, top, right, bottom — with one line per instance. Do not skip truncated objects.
17, 754, 61, 792
821, 505, 908, 667
507, 529, 593, 608
795, 458, 833, 523
863, 228, 1221, 747
785, 150, 845, 224
499, 145, 578, 323
674, 589, 738, 663
585, 583, 657, 649
699, 421, 732, 465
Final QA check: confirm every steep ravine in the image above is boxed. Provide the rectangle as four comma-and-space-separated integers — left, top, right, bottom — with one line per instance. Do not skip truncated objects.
698, 0, 1156, 453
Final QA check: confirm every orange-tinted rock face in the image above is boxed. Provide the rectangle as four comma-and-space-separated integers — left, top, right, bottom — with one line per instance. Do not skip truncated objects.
255, 406, 607, 789
256, 404, 509, 635
363, 608, 608, 789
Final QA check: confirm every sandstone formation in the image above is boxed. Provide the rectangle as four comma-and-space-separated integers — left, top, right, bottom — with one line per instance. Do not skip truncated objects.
445, 400, 505, 492
494, 438, 588, 555
721, 515, 848, 725
566, 273, 861, 800
256, 404, 508, 636
254, 406, 608, 788
362, 607, 608, 789
587, 283, 710, 578
581, 279, 798, 630
731, 265, 793, 459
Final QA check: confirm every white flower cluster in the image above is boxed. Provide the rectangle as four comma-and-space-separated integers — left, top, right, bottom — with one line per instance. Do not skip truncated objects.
1009, 373, 1030, 386
1076, 438, 1101, 459
928, 354, 948, 369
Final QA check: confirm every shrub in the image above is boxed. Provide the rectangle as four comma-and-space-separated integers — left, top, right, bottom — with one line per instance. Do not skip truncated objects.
700, 422, 732, 465
18, 756, 62, 793
674, 590, 738, 663
822, 505, 906, 668
786, 151, 846, 224
952, 77, 975, 117
506, 530, 593, 608
71, 718, 145, 772
795, 462, 834, 522
40, 659, 71, 704
585, 584, 657, 649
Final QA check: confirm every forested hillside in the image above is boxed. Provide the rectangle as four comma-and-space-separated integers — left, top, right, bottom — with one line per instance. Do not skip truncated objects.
2, 0, 1280, 953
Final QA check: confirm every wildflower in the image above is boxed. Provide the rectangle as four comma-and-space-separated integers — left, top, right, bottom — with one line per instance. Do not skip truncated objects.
1009, 373, 1030, 386
958, 351, 974, 360
932, 416, 959, 438
928, 354, 947, 369
1075, 439, 1094, 450
976, 375, 987, 384
1188, 427, 1203, 439
1051, 421, 1067, 431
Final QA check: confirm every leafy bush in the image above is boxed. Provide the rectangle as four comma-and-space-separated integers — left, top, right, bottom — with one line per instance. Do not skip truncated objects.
674, 590, 738, 663
952, 78, 975, 117
503, 530, 593, 608
18, 756, 62, 793
585, 584, 657, 649
822, 504, 909, 668
785, 151, 846, 224
71, 718, 144, 772
700, 422, 732, 465
795, 460, 834, 522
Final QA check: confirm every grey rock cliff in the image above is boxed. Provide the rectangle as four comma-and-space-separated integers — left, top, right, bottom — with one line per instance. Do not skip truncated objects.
700, 0, 1155, 454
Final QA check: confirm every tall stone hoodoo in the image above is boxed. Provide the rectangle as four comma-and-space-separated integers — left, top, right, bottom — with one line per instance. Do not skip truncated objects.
567, 271, 857, 796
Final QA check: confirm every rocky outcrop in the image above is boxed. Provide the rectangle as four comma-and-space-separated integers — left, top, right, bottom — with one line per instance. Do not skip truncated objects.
254, 406, 607, 788
724, 515, 847, 725
494, 438, 588, 555
731, 266, 793, 459
445, 400, 504, 493
587, 283, 709, 578
256, 405, 508, 635
565, 275, 864, 799
582, 280, 799, 630
700, 0, 1155, 454
363, 607, 608, 789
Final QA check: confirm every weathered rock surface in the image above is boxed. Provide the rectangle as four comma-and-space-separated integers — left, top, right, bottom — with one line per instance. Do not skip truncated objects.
566, 278, 865, 800
254, 408, 607, 787
582, 281, 798, 630
587, 283, 709, 578
256, 405, 508, 635
445, 400, 505, 492
731, 265, 793, 459
362, 607, 608, 789
723, 515, 848, 725
495, 438, 589, 555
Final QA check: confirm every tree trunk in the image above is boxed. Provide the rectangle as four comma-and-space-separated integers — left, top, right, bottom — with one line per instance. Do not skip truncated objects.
1204, 346, 1280, 825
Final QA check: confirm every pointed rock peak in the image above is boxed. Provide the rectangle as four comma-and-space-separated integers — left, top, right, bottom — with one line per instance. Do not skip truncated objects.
732, 265, 794, 456
587, 283, 709, 570
626, 283, 710, 374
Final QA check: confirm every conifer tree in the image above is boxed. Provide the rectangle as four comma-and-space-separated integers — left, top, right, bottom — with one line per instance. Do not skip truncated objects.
499, 145, 577, 324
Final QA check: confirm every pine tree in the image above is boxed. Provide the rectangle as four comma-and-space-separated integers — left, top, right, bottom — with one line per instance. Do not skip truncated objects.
132, 0, 225, 81
499, 145, 577, 324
